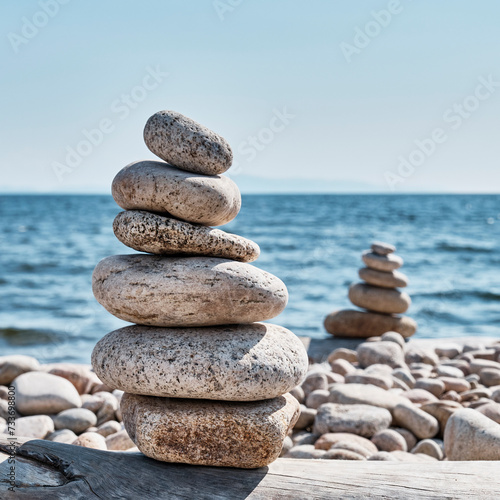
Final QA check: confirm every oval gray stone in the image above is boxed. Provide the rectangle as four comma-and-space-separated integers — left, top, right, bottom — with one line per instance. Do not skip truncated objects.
143, 110, 233, 175
349, 283, 411, 314
112, 160, 241, 226
121, 392, 299, 468
362, 251, 403, 272
113, 210, 260, 262
313, 403, 392, 438
358, 267, 408, 288
92, 255, 288, 327
324, 309, 417, 338
54, 408, 97, 434
92, 323, 307, 401
12, 372, 81, 415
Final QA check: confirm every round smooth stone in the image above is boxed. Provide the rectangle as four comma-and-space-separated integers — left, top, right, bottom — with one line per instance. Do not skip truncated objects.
371, 241, 396, 255
112, 160, 241, 226
358, 267, 408, 288
121, 392, 299, 468
113, 210, 260, 263
143, 110, 233, 175
349, 283, 411, 314
324, 309, 417, 338
92, 323, 308, 401
92, 255, 288, 327
362, 251, 403, 272
11, 372, 82, 415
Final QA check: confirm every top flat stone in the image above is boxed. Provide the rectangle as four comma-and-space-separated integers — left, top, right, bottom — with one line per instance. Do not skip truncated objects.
144, 110, 233, 175
112, 160, 241, 226
362, 251, 403, 272
371, 241, 396, 255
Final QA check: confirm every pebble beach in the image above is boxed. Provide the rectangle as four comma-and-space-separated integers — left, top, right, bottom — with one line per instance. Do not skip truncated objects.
1, 110, 499, 472
2, 334, 500, 463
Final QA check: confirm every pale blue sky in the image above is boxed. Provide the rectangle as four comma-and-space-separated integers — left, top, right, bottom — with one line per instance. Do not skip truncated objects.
1, 0, 500, 193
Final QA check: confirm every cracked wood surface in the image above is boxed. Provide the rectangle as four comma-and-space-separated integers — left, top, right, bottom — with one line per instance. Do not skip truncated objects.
1, 437, 500, 499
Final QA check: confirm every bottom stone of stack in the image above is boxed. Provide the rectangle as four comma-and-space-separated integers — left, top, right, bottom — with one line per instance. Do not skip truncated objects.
121, 393, 299, 468
324, 309, 417, 338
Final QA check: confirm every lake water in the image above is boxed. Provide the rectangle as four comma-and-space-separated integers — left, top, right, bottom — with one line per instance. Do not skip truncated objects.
1, 194, 499, 363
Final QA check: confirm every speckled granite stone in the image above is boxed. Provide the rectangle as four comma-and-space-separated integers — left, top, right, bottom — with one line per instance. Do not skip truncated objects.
362, 251, 403, 272
113, 210, 260, 262
324, 309, 417, 338
91, 323, 308, 400
348, 283, 411, 314
92, 255, 288, 327
144, 110, 233, 175
358, 267, 408, 288
121, 392, 299, 468
111, 160, 240, 226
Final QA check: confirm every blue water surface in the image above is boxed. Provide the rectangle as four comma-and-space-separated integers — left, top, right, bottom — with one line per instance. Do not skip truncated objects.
0, 194, 499, 363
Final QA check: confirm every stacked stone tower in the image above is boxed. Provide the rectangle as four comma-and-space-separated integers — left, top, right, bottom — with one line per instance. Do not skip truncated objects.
324, 241, 417, 338
91, 110, 308, 468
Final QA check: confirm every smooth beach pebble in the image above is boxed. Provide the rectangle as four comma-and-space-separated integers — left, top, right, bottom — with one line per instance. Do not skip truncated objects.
444, 408, 500, 460
105, 429, 136, 451
349, 283, 411, 314
112, 160, 241, 226
143, 110, 233, 175
47, 429, 78, 444
42, 363, 101, 395
328, 383, 407, 411
315, 433, 378, 455
358, 267, 408, 289
0, 355, 40, 385
92, 255, 288, 327
329, 441, 373, 458
54, 408, 97, 434
313, 403, 392, 438
72, 432, 107, 451
324, 309, 417, 338
15, 415, 54, 439
113, 210, 260, 262
371, 429, 408, 452
12, 371, 81, 415
393, 403, 439, 440
362, 251, 403, 272
92, 323, 308, 401
371, 241, 396, 256
96, 420, 122, 438
121, 392, 299, 468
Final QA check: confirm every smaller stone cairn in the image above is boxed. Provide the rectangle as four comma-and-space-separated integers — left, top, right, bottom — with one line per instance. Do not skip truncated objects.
90, 110, 309, 468
324, 242, 417, 338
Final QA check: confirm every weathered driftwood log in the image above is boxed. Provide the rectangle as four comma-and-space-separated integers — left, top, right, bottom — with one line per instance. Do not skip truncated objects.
1, 437, 500, 499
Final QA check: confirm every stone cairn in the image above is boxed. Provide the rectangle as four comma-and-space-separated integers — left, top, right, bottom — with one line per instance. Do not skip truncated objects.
90, 110, 308, 468
324, 241, 417, 338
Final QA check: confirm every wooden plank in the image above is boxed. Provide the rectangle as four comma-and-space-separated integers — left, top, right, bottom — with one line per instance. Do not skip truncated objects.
1, 437, 499, 499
